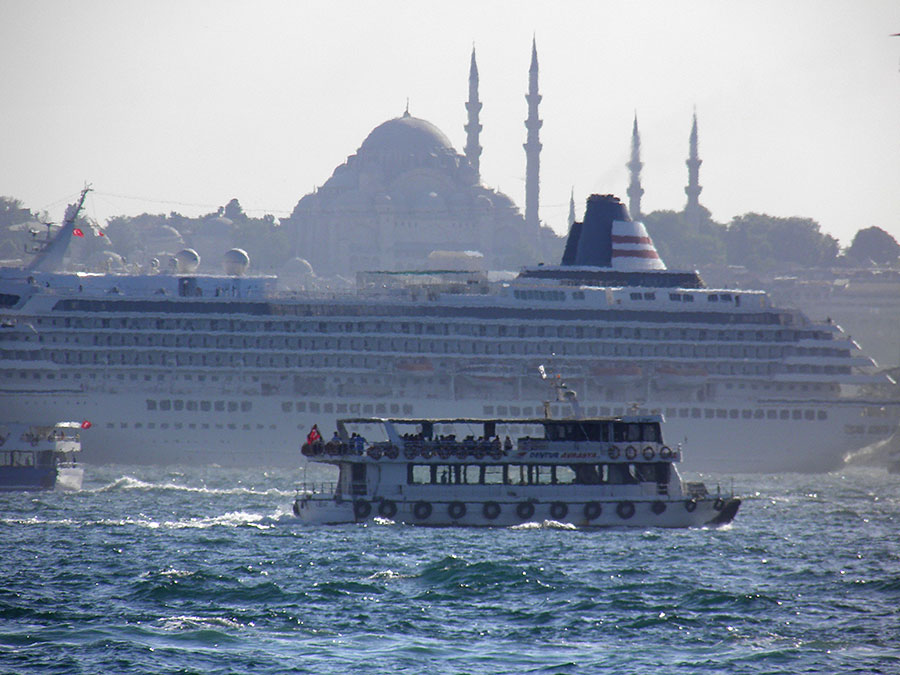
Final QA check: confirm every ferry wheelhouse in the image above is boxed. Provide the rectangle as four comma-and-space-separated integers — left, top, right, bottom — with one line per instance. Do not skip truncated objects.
0, 421, 87, 491
293, 415, 740, 528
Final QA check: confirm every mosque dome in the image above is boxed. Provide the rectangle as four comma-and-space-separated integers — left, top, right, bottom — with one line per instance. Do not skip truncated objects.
358, 113, 456, 159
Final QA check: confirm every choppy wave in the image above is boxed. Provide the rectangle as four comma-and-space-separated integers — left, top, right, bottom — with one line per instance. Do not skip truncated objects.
2, 466, 900, 674
91, 475, 293, 497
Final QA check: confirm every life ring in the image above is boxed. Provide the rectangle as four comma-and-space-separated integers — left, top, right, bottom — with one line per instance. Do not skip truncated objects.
549, 502, 568, 520
292, 500, 301, 516
608, 445, 621, 460
413, 501, 432, 520
455, 445, 469, 459
583, 501, 602, 521
421, 445, 434, 459
366, 446, 383, 460
660, 446, 673, 459
384, 445, 399, 460
713, 497, 725, 511
651, 501, 666, 515
448, 501, 466, 520
473, 445, 486, 460
516, 502, 535, 520
483, 501, 501, 520
625, 446, 637, 460
353, 500, 372, 520
684, 499, 697, 512
301, 443, 313, 457
403, 446, 417, 460
378, 500, 397, 519
437, 444, 451, 460
616, 501, 636, 520
642, 446, 655, 461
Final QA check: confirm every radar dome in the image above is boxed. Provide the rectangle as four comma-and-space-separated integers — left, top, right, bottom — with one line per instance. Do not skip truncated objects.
222, 248, 250, 275
174, 248, 201, 273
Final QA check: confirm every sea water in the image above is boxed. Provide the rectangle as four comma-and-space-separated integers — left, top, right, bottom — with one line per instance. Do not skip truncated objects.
1, 465, 899, 674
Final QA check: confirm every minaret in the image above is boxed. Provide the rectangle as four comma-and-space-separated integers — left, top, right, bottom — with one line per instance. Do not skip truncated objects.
524, 37, 542, 230
567, 188, 576, 228
684, 109, 703, 223
626, 114, 644, 220
464, 46, 483, 179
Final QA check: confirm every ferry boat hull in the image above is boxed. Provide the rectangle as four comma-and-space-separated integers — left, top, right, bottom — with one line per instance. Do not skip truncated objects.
293, 494, 740, 528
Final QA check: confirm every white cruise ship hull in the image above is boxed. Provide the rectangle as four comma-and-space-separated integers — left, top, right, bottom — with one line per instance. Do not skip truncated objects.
2, 388, 883, 472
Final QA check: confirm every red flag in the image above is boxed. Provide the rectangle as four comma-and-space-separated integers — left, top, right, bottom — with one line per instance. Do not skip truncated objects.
81, 420, 92, 429
73, 228, 85, 237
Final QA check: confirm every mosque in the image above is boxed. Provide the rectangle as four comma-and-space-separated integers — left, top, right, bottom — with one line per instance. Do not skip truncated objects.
283, 41, 705, 278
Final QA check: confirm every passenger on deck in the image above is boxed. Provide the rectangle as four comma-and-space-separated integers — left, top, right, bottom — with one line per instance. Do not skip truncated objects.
504, 436, 513, 452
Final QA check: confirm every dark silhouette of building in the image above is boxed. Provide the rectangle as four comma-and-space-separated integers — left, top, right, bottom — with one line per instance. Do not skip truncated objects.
684, 110, 704, 224
626, 114, 644, 220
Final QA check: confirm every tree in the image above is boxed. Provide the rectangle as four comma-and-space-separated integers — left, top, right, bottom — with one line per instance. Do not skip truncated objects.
725, 213, 838, 270
846, 226, 900, 266
642, 210, 726, 269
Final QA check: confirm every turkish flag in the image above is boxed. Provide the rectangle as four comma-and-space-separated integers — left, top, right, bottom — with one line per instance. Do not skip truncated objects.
73, 228, 85, 237
81, 420, 92, 429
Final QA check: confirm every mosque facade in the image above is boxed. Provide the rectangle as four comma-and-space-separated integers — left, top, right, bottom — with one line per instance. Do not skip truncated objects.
284, 47, 554, 278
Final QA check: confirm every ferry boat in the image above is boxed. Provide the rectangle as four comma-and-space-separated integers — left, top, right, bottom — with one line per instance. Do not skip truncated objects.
0, 189, 896, 472
292, 415, 740, 528
0, 421, 87, 491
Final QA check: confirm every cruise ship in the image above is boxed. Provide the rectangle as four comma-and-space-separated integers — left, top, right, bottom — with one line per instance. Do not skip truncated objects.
1, 192, 896, 472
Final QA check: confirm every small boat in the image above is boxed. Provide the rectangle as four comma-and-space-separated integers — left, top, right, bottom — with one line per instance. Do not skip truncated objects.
0, 421, 88, 491
293, 414, 740, 528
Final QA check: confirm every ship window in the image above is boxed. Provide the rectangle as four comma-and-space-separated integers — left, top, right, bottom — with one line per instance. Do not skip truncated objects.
174, 400, 184, 411
805, 410, 815, 420
296, 402, 306, 412
729, 409, 739, 419
817, 411, 827, 420
228, 401, 238, 412
630, 292, 642, 300
324, 403, 334, 413
780, 410, 790, 420
742, 410, 752, 419
363, 405, 373, 414
767, 410, 777, 419
641, 423, 659, 442
708, 295, 718, 302
669, 293, 682, 301
390, 404, 399, 414
282, 402, 293, 413
792, 410, 802, 420
310, 403, 320, 413
146, 399, 157, 411
214, 401, 225, 412
403, 404, 413, 414
717, 409, 727, 419
643, 292, 655, 300
627, 424, 641, 442
684, 295, 694, 302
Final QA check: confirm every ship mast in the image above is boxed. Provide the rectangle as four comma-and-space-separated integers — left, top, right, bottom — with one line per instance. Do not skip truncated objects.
25, 184, 92, 272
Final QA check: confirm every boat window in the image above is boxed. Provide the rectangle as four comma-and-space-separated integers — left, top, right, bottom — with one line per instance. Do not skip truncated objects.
612, 423, 626, 442
555, 465, 577, 484
483, 465, 505, 485
607, 463, 639, 484
146, 399, 157, 411
573, 464, 602, 484
641, 423, 659, 442
0, 451, 11, 466
627, 424, 641, 442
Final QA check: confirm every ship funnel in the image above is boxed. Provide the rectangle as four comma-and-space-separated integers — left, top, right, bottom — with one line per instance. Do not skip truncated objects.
561, 194, 665, 271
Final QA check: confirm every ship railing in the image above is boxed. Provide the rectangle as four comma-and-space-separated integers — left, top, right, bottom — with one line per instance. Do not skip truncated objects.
295, 482, 340, 497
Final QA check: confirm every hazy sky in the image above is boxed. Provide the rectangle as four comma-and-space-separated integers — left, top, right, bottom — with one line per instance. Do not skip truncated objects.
1, 0, 898, 246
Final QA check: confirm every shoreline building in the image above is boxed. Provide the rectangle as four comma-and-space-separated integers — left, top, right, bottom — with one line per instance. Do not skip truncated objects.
284, 45, 555, 277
